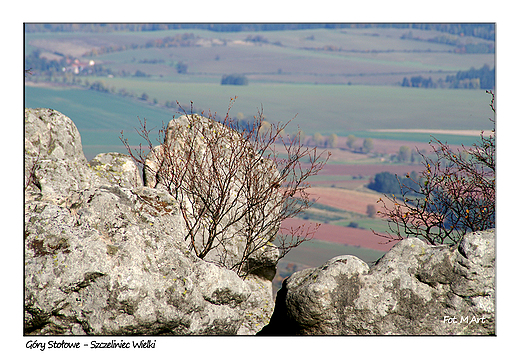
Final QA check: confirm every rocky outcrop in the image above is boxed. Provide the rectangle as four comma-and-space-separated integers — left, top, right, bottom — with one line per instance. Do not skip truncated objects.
259, 230, 495, 335
25, 108, 495, 336
24, 108, 274, 335
143, 113, 281, 276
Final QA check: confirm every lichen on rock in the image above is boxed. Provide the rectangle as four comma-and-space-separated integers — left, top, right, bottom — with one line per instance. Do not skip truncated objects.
259, 231, 495, 335
24, 108, 274, 335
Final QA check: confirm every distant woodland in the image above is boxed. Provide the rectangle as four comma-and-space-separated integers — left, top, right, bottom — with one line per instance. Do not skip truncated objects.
24, 23, 495, 41
401, 64, 495, 90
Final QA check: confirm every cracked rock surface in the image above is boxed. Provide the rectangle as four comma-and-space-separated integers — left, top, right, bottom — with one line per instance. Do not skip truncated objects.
24, 108, 274, 335
259, 231, 495, 335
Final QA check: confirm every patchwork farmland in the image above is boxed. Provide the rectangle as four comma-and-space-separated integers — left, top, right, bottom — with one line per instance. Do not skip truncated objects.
25, 24, 495, 290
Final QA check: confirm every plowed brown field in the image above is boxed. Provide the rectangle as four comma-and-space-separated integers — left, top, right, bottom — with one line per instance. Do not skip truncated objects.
307, 187, 384, 214
282, 218, 396, 252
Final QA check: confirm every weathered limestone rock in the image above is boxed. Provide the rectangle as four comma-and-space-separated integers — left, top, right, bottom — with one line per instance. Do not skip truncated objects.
25, 108, 94, 199
24, 108, 141, 198
88, 152, 143, 189
260, 230, 495, 335
143, 114, 281, 278
24, 108, 274, 335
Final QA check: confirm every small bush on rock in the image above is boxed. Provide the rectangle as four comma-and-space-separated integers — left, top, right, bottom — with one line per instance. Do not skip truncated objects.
376, 91, 495, 245
121, 98, 330, 276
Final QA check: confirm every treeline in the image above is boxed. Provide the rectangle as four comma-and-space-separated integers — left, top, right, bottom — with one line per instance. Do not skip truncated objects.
24, 50, 113, 77
24, 50, 68, 74
24, 23, 495, 41
368, 171, 420, 196
401, 64, 494, 90
368, 171, 495, 232
25, 50, 187, 79
400, 31, 494, 54
221, 74, 248, 85
446, 64, 495, 89
83, 33, 202, 57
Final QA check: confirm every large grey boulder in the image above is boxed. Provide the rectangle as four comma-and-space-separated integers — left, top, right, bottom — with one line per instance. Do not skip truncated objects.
259, 230, 495, 335
24, 108, 274, 335
25, 108, 94, 199
24, 108, 142, 198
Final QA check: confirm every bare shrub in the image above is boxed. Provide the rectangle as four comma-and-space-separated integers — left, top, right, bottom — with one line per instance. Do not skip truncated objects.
375, 91, 495, 246
121, 98, 330, 276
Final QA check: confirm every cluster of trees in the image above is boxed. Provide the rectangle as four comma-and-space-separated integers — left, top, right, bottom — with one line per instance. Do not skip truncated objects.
344, 135, 374, 153
454, 43, 495, 54
133, 70, 149, 77
376, 91, 495, 245
312, 133, 338, 148
368, 171, 421, 195
401, 65, 495, 90
401, 76, 434, 88
24, 50, 113, 79
25, 23, 495, 41
83, 33, 202, 57
445, 64, 495, 89
221, 74, 249, 86
395, 146, 423, 163
176, 62, 188, 74
87, 80, 111, 93
400, 32, 494, 54
24, 50, 67, 74
245, 35, 269, 43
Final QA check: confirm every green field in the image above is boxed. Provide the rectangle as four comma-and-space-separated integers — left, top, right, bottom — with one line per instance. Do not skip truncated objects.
24, 25, 495, 273
24, 86, 174, 159
81, 77, 492, 132
25, 25, 494, 154
25, 83, 492, 160
26, 27, 494, 84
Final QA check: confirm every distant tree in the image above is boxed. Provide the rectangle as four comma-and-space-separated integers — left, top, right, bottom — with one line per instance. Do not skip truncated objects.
346, 135, 357, 149
411, 149, 423, 163
221, 74, 249, 85
366, 204, 377, 218
362, 138, 374, 153
300, 130, 306, 143
140, 92, 149, 101
327, 133, 339, 148
176, 61, 188, 74
398, 146, 412, 162
368, 172, 402, 194
313, 132, 324, 147
134, 70, 148, 77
